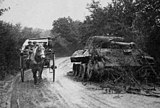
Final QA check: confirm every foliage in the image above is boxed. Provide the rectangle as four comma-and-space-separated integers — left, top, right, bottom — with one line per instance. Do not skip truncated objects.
1, 0, 159, 79
51, 17, 82, 55
0, 20, 42, 79
133, 0, 160, 61
82, 0, 137, 40
50, 0, 160, 62
79, 0, 160, 62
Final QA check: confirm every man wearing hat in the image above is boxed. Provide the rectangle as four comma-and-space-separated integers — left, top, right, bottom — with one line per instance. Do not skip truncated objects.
47, 36, 53, 50
24, 40, 33, 69
33, 41, 38, 48
25, 41, 33, 50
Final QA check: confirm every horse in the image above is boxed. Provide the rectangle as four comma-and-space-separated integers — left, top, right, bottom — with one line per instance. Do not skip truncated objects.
29, 44, 46, 84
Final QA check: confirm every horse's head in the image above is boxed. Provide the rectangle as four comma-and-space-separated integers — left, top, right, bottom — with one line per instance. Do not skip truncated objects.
30, 44, 45, 64
36, 44, 45, 59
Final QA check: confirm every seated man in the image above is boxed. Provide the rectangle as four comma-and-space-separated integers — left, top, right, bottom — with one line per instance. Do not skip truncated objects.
33, 41, 38, 48
48, 37, 52, 46
25, 41, 33, 50
24, 41, 33, 57
43, 42, 48, 49
47, 36, 53, 50
23, 41, 34, 69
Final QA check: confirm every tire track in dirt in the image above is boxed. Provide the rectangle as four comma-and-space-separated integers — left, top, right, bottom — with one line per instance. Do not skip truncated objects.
47, 57, 117, 108
3, 57, 160, 108
9, 58, 71, 108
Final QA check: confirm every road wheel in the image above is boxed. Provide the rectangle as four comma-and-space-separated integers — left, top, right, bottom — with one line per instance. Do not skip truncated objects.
73, 64, 78, 76
77, 64, 82, 78
80, 64, 87, 80
77, 64, 84, 78
86, 62, 93, 81
75, 64, 80, 76
78, 64, 86, 80
73, 64, 76, 75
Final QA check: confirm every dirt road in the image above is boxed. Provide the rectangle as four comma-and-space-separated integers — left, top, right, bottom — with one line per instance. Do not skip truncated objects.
1, 57, 160, 108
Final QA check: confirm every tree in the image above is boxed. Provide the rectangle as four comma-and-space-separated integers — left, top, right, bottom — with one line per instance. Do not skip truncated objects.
133, 0, 160, 62
51, 17, 82, 55
81, 0, 137, 41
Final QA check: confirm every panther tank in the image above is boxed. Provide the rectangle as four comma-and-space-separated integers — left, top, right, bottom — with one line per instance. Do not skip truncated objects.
70, 36, 155, 82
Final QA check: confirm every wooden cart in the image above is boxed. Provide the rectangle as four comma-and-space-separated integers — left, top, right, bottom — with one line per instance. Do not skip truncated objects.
20, 37, 56, 82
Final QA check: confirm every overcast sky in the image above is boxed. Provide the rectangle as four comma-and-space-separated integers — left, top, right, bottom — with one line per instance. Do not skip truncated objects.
0, 0, 111, 30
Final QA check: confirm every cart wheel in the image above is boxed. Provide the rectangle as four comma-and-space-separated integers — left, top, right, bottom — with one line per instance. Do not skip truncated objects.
21, 68, 24, 82
20, 55, 24, 82
52, 64, 55, 82
52, 52, 55, 82
53, 70, 55, 82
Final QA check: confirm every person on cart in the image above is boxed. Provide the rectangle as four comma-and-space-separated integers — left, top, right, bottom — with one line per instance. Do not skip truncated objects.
43, 37, 53, 67
48, 36, 53, 50
43, 42, 48, 49
25, 41, 33, 50
47, 36, 56, 70
22, 41, 34, 69
23, 41, 34, 58
33, 41, 38, 49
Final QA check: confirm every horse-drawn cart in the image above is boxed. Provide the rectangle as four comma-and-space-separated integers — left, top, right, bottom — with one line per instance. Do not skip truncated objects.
20, 37, 56, 83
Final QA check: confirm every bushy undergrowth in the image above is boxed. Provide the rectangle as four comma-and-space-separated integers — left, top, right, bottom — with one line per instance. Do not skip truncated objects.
0, 21, 41, 80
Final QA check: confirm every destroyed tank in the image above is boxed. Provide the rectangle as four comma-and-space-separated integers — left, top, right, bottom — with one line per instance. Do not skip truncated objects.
70, 36, 156, 83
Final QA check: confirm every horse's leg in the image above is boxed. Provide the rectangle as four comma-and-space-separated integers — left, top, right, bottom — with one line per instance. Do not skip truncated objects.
38, 70, 42, 80
32, 69, 37, 84
38, 65, 43, 80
